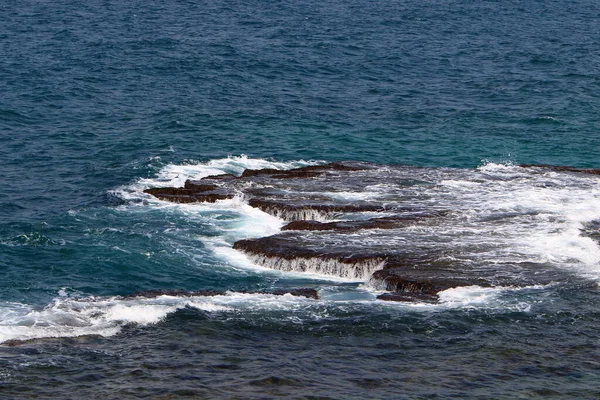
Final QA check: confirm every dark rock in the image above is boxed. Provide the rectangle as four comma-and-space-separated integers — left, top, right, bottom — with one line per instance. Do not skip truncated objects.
240, 168, 286, 178
316, 162, 368, 172
183, 181, 218, 191
281, 213, 449, 231
520, 164, 600, 175
376, 292, 439, 303
144, 187, 191, 197
141, 161, 586, 297
240, 162, 367, 180
144, 186, 234, 203
233, 235, 383, 264
201, 173, 238, 181
269, 288, 319, 299
281, 220, 341, 231
144, 163, 382, 217
369, 269, 439, 293
233, 234, 385, 280
375, 255, 496, 292
120, 288, 319, 300
233, 236, 315, 260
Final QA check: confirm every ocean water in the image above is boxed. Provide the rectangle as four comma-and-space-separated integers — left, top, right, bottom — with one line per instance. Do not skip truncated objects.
1, 0, 600, 398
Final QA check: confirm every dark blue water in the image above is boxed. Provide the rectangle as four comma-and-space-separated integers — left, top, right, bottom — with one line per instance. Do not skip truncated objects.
2, 0, 600, 398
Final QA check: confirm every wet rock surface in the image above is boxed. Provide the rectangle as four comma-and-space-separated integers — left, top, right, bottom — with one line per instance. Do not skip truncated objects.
281, 212, 449, 232
144, 162, 585, 303
376, 292, 440, 303
144, 185, 234, 203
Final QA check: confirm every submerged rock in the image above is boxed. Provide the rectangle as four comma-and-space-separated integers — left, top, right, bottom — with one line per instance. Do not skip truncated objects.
121, 288, 320, 300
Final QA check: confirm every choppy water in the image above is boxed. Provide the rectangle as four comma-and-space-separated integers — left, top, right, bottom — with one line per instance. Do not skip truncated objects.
2, 0, 600, 398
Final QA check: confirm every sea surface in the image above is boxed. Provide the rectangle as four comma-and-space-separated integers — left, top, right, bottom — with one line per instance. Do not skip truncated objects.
1, 0, 600, 398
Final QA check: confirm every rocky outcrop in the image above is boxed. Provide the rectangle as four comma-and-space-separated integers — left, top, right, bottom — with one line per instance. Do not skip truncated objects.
141, 162, 464, 302
143, 162, 583, 303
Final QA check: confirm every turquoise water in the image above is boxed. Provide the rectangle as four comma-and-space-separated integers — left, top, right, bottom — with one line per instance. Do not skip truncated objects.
1, 0, 600, 398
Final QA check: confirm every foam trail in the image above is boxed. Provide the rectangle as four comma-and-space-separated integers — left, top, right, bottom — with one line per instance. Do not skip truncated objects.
322, 190, 383, 201
0, 296, 197, 344
227, 200, 285, 239
0, 290, 322, 344
372, 284, 549, 313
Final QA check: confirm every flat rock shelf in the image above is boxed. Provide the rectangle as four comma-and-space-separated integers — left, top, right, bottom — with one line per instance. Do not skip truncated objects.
145, 162, 596, 302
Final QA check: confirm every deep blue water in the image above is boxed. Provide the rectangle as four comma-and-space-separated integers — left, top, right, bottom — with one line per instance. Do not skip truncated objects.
2, 0, 600, 398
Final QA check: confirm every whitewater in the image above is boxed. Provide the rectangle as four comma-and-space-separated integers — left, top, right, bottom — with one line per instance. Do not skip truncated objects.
3, 156, 599, 348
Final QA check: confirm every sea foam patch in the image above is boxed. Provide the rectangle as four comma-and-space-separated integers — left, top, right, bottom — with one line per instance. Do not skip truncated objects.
0, 291, 321, 344
433, 163, 600, 281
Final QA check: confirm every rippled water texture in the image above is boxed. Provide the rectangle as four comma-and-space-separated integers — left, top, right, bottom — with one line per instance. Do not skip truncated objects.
2, 0, 600, 398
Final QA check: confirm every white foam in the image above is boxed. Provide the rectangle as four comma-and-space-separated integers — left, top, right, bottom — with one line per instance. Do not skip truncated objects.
1, 290, 326, 344
322, 191, 382, 201
439, 179, 481, 189
102, 302, 177, 325
477, 161, 519, 173
185, 302, 232, 312
0, 282, 561, 344
209, 244, 273, 274
431, 164, 600, 282
227, 200, 285, 238
437, 285, 505, 306
113, 155, 319, 203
